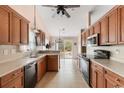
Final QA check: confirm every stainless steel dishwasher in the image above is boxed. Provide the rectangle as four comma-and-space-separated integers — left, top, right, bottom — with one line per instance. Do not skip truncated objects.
24, 61, 37, 88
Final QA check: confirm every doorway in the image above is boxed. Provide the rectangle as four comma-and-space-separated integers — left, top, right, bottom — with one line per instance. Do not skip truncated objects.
64, 40, 73, 59
59, 39, 73, 59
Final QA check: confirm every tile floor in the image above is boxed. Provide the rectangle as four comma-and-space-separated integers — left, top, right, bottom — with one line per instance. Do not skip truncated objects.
36, 59, 89, 88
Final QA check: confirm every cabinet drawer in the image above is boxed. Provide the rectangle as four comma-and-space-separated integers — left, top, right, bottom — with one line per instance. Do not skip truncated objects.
2, 73, 24, 88
0, 68, 23, 86
104, 69, 124, 87
91, 62, 103, 72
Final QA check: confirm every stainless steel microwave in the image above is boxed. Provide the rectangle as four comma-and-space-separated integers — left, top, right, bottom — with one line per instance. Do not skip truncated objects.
87, 33, 99, 46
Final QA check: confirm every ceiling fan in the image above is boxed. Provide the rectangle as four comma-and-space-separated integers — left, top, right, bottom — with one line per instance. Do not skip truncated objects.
42, 5, 80, 18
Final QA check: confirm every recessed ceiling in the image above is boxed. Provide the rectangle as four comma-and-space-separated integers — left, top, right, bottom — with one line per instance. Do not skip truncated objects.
38, 5, 96, 37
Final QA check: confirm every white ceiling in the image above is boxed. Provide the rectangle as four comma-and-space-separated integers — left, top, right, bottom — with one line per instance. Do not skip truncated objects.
38, 5, 95, 37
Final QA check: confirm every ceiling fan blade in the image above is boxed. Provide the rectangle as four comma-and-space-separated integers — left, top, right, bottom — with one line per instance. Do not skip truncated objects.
64, 5, 80, 8
42, 5, 58, 8
63, 9, 71, 18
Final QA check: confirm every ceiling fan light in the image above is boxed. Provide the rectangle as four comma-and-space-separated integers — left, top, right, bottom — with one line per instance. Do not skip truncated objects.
62, 11, 64, 15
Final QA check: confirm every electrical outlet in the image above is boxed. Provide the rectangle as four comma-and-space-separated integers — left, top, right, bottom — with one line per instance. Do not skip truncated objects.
3, 49, 9, 55
115, 49, 120, 54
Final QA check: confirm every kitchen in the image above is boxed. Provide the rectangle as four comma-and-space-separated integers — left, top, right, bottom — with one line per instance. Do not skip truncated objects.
0, 4, 124, 89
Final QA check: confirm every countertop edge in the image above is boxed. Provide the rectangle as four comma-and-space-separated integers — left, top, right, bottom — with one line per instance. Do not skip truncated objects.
0, 53, 60, 77
90, 59, 124, 78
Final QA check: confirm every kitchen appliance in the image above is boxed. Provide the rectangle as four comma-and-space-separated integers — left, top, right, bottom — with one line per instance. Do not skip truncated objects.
87, 33, 99, 46
79, 50, 111, 85
94, 50, 111, 59
79, 56, 90, 85
24, 61, 37, 88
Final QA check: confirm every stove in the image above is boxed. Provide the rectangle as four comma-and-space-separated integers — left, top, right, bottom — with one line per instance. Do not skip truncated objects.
79, 50, 111, 85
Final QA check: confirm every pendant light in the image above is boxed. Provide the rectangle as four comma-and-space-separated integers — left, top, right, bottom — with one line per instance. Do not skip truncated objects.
32, 5, 39, 33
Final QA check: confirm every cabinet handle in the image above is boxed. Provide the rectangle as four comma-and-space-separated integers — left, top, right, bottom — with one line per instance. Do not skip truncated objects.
115, 78, 120, 82
104, 70, 107, 73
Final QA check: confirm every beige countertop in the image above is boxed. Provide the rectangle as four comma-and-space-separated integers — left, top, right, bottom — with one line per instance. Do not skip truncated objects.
91, 59, 124, 77
0, 53, 60, 77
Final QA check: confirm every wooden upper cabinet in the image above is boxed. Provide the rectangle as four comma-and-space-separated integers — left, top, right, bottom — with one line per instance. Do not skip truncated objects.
108, 9, 118, 45
81, 31, 86, 46
89, 26, 94, 35
94, 22, 100, 34
0, 5, 29, 45
118, 6, 124, 44
20, 19, 29, 44
100, 17, 109, 45
0, 6, 12, 44
12, 13, 21, 45
86, 29, 90, 38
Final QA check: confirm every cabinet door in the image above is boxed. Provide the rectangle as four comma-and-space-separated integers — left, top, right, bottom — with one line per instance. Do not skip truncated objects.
2, 73, 24, 88
37, 61, 42, 82
86, 29, 90, 37
0, 7, 12, 44
90, 66, 97, 88
118, 6, 124, 44
100, 17, 109, 45
94, 22, 100, 34
21, 19, 29, 44
108, 9, 118, 44
104, 75, 118, 88
89, 27, 94, 35
47, 55, 59, 71
40, 57, 46, 78
82, 31, 86, 46
37, 57, 46, 82
12, 13, 21, 44
96, 69, 104, 88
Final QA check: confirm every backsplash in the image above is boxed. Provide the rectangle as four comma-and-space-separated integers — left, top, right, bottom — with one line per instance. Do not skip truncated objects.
0, 45, 19, 56
87, 45, 124, 63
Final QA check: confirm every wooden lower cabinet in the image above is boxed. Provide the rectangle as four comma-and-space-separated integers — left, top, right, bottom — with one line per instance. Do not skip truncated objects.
90, 64, 97, 88
47, 55, 60, 71
104, 69, 124, 88
96, 69, 104, 88
90, 62, 104, 88
104, 74, 118, 88
2, 75, 24, 88
90, 61, 124, 88
37, 56, 46, 82
0, 68, 24, 88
